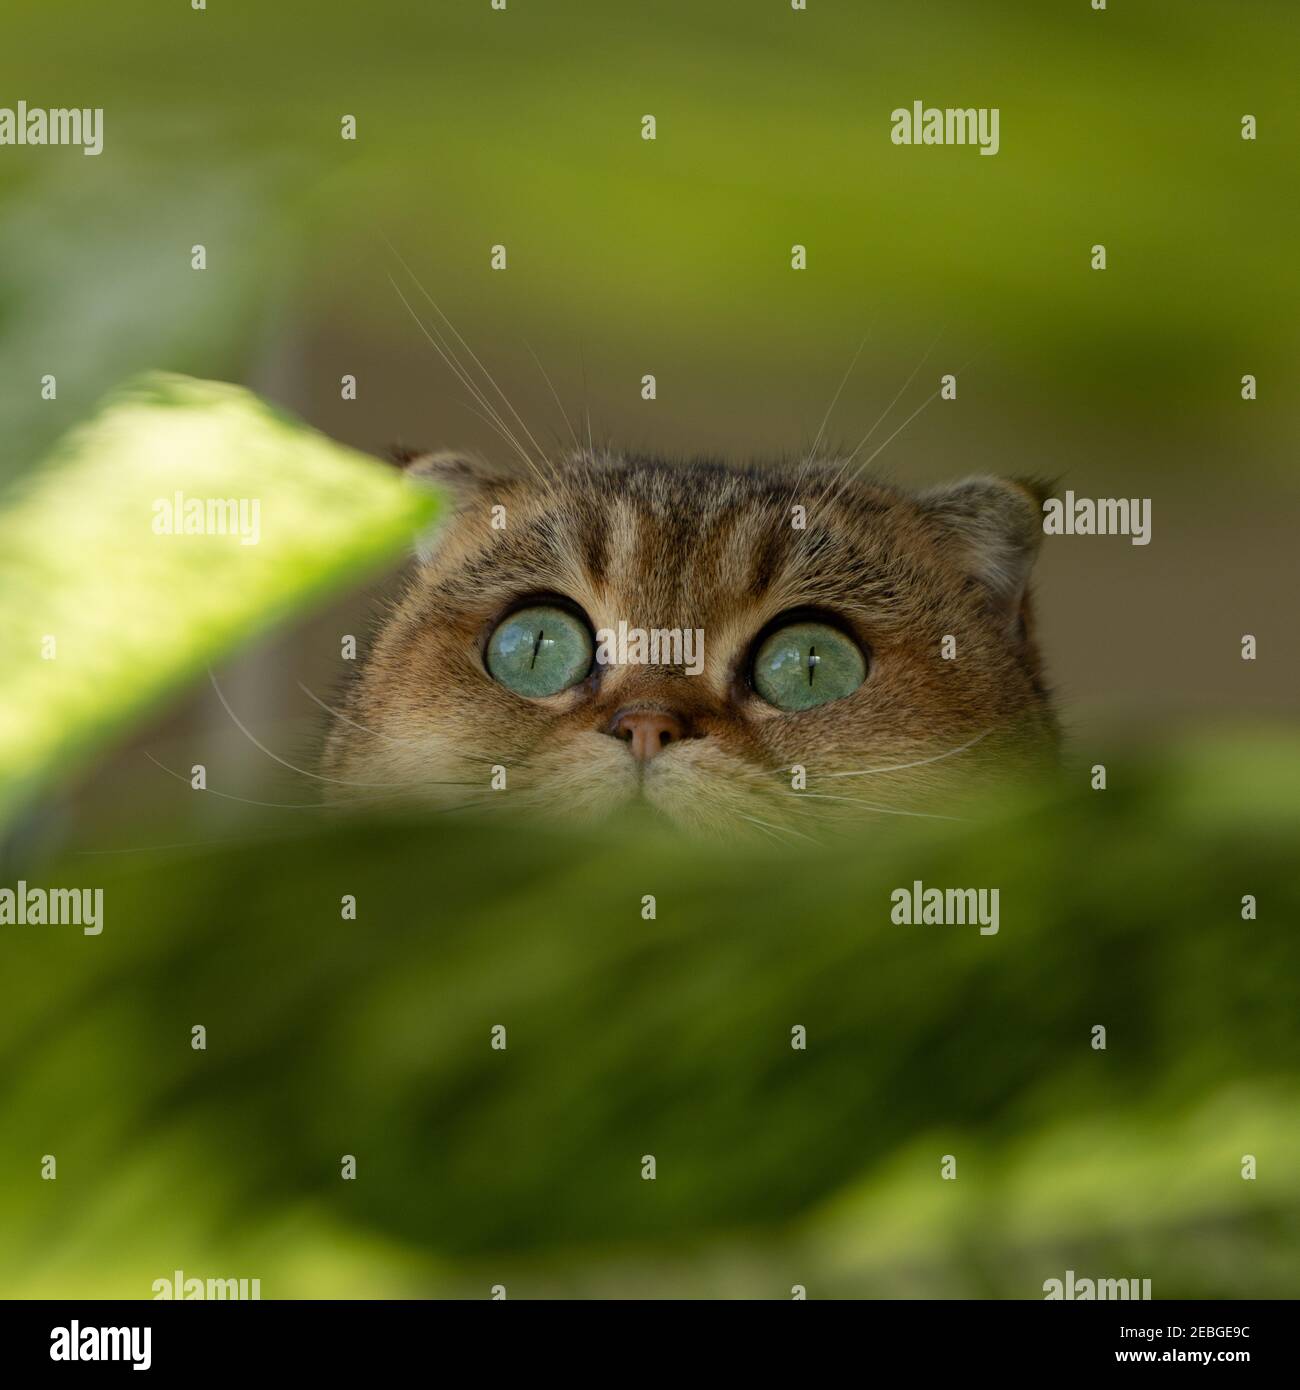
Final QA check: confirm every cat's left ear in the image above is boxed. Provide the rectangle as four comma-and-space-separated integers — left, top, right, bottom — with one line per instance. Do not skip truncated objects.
918, 476, 1047, 629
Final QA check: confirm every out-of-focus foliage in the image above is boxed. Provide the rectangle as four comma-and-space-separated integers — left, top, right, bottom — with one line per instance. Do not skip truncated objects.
0, 375, 437, 823
1, 735, 1295, 1298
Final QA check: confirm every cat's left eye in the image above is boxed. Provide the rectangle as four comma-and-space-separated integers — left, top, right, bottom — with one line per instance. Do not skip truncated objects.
752, 620, 867, 711
486, 604, 593, 698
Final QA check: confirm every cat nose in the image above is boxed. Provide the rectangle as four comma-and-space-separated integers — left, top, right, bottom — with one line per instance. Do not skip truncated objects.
608, 708, 689, 761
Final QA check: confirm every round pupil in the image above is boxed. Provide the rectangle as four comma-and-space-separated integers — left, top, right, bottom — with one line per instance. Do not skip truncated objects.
753, 621, 866, 711
487, 606, 592, 697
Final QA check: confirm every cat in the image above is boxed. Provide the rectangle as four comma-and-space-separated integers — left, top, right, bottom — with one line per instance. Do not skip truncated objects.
322, 450, 1058, 839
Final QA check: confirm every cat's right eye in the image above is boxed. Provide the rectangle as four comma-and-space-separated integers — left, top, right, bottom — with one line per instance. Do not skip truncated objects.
486, 604, 594, 698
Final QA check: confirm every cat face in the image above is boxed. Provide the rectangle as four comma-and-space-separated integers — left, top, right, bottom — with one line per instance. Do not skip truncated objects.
323, 453, 1057, 838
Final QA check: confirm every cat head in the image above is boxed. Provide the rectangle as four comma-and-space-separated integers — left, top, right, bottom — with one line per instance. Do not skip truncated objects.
323, 451, 1058, 837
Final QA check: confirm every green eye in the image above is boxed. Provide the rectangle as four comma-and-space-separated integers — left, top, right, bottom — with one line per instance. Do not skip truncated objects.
752, 620, 867, 711
486, 604, 593, 698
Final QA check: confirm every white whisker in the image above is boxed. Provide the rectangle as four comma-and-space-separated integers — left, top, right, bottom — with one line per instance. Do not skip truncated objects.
822, 728, 993, 778
787, 791, 967, 821
736, 811, 824, 848
785, 332, 870, 504
385, 272, 545, 482
814, 326, 946, 503
524, 337, 581, 452
299, 681, 431, 746
381, 235, 553, 472
846, 342, 988, 481
207, 669, 436, 788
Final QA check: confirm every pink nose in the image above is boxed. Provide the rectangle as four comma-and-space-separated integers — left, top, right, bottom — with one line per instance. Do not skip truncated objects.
608, 708, 689, 761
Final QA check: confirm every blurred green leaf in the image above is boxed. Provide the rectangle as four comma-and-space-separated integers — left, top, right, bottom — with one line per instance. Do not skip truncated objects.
0, 373, 438, 823
1, 737, 1296, 1297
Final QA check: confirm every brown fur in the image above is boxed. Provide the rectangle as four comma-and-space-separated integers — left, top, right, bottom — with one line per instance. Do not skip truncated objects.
323, 452, 1058, 838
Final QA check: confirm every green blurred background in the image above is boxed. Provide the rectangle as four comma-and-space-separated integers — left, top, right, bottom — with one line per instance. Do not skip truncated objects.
0, 0, 1296, 1298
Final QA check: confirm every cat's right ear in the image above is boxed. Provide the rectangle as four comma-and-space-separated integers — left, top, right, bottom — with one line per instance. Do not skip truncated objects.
393, 451, 521, 560
395, 450, 519, 509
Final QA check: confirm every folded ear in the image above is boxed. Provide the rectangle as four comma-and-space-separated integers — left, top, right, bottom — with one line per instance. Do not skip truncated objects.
917, 476, 1047, 627
392, 450, 522, 562
397, 449, 522, 513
